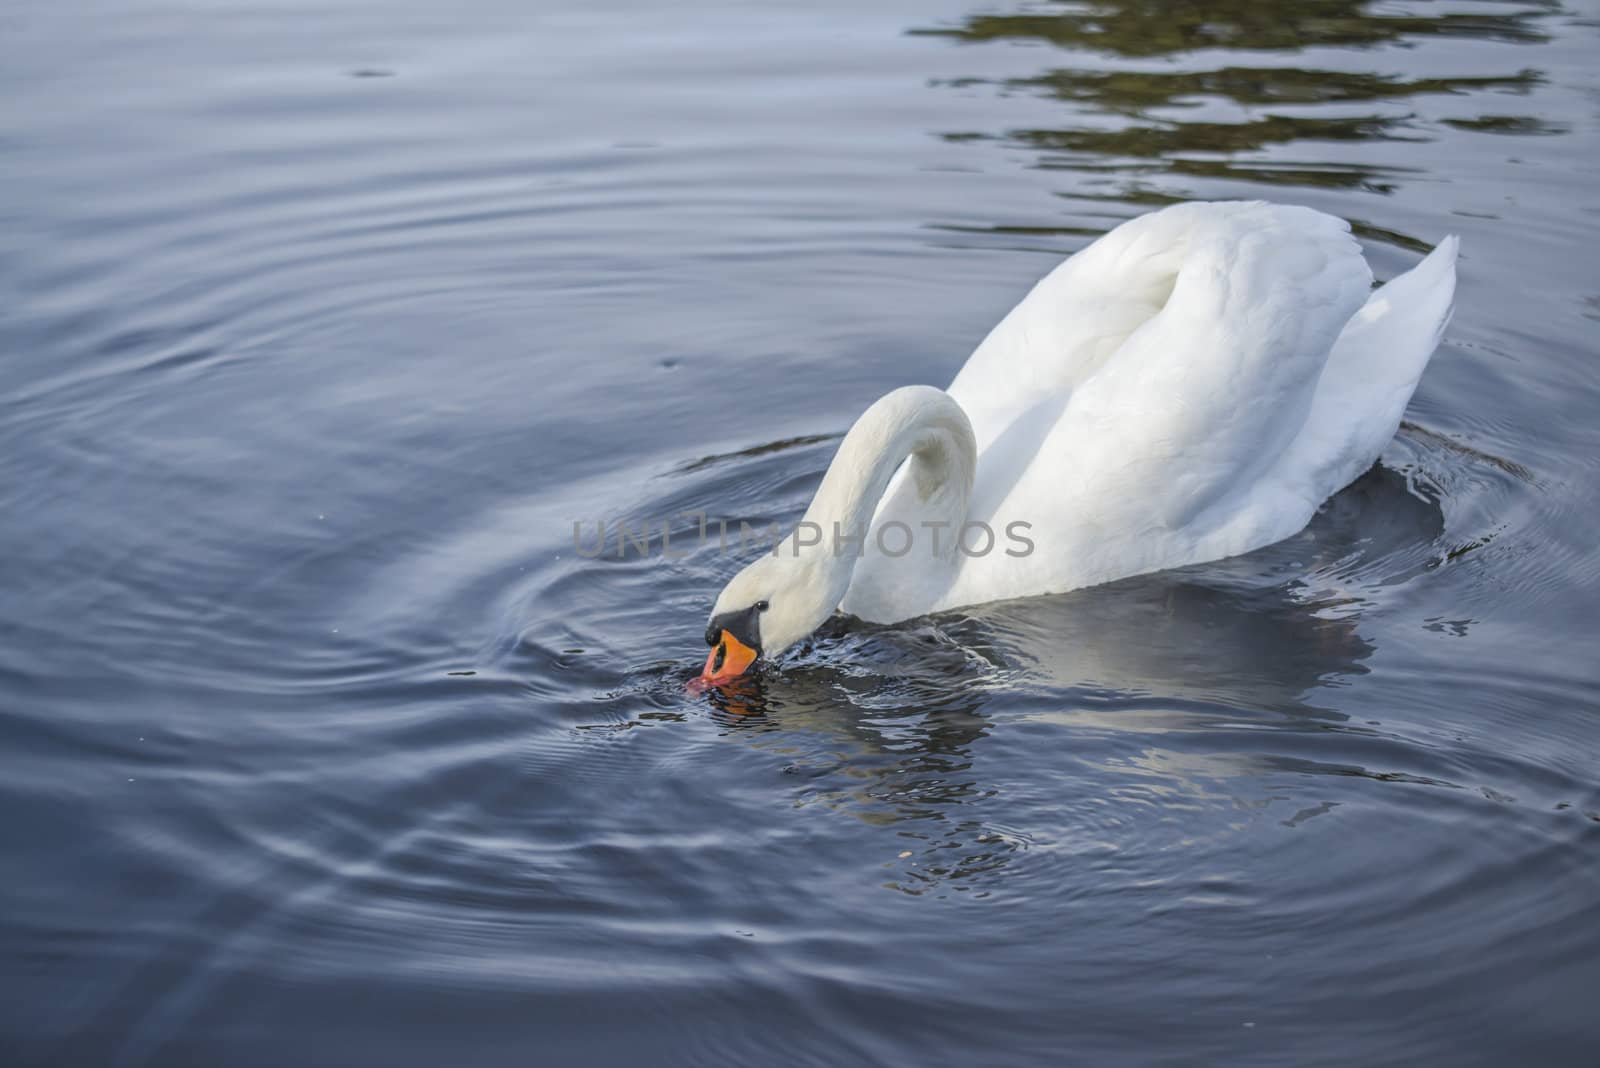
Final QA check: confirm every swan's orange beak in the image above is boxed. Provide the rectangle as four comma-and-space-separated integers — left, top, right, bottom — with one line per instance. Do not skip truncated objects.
700, 629, 758, 685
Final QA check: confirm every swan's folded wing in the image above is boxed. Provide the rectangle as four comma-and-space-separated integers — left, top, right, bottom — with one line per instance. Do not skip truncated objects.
1054, 203, 1373, 533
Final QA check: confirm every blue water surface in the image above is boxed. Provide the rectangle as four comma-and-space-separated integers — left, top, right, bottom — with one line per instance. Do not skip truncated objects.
3, 1, 1598, 1064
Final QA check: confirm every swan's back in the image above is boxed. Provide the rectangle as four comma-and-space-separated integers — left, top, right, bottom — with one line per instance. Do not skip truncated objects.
950, 203, 1364, 452
929, 201, 1457, 613
1058, 203, 1373, 528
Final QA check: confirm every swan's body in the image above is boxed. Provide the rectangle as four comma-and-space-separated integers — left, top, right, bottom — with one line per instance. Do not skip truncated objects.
701, 201, 1457, 677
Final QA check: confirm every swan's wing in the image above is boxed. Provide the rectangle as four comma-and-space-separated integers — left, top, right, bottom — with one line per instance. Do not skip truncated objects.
1070, 203, 1372, 531
1275, 235, 1459, 504
978, 202, 1373, 539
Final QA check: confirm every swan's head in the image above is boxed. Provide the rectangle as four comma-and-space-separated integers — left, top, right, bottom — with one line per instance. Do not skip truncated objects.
700, 551, 836, 684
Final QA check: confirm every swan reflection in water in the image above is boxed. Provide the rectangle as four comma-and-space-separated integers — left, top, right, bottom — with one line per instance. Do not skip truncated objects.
686, 462, 1441, 895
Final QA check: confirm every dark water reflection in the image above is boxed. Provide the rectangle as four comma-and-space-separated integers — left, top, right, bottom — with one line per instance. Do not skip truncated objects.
918, 0, 1557, 54
4, 0, 1600, 1064
924, 0, 1567, 195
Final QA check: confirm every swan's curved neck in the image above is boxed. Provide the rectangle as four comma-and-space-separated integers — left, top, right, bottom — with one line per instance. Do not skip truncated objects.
795, 385, 976, 611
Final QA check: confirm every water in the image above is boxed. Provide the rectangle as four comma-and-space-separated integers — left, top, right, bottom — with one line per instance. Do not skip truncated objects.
3, 1, 1598, 1063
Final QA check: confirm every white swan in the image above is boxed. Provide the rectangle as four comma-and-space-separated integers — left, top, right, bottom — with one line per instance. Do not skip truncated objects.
698, 201, 1457, 683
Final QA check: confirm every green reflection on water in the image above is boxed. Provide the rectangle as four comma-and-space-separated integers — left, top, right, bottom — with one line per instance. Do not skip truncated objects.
914, 0, 1554, 56
1001, 66, 1541, 114
919, 0, 1563, 200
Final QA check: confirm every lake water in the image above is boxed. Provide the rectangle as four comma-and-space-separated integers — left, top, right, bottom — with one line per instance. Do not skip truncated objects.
3, 1, 1599, 1064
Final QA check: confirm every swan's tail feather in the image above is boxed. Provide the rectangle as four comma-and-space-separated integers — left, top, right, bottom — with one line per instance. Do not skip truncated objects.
1282, 235, 1459, 501
1343, 234, 1459, 392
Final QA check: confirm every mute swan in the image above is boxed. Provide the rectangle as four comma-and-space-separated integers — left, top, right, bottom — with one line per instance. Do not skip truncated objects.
699, 201, 1458, 684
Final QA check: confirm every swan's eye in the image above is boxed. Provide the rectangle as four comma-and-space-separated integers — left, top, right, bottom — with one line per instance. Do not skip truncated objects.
755, 600, 770, 612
